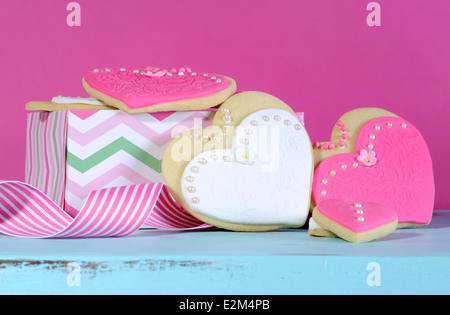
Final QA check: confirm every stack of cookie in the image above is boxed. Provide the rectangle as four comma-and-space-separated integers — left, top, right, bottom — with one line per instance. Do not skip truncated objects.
309, 108, 434, 242
25, 66, 434, 243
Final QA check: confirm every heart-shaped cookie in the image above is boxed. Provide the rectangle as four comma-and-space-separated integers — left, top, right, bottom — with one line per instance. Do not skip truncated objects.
162, 91, 314, 231
82, 66, 237, 113
312, 199, 398, 243
312, 113, 434, 228
25, 95, 117, 111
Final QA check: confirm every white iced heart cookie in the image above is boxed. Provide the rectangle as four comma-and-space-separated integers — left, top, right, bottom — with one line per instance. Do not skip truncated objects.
162, 91, 314, 231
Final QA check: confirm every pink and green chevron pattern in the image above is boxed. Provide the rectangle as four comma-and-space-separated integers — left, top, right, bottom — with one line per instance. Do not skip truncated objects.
64, 109, 214, 217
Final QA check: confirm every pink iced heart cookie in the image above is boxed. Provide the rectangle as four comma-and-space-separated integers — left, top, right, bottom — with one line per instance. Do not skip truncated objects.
312, 199, 398, 243
82, 67, 237, 113
312, 116, 434, 228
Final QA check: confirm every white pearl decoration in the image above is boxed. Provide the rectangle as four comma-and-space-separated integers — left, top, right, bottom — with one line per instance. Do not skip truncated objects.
223, 115, 232, 124
216, 79, 222, 83
185, 176, 194, 183
375, 125, 381, 131
93, 69, 99, 72
191, 72, 197, 76
120, 68, 126, 71
192, 197, 200, 204
105, 68, 111, 72
251, 120, 258, 126
356, 209, 364, 214
401, 123, 407, 128
341, 164, 347, 169
294, 124, 302, 130
187, 186, 196, 193
321, 190, 327, 196
190, 166, 199, 173
352, 162, 359, 168
387, 122, 393, 128
357, 216, 365, 222
178, 71, 184, 76
241, 139, 250, 145
369, 134, 376, 140
133, 69, 139, 73
367, 144, 374, 149
211, 76, 216, 80
284, 120, 291, 126
198, 158, 207, 165
223, 155, 231, 162
274, 115, 281, 121
354, 203, 363, 208
262, 116, 269, 122
322, 179, 328, 184
329, 170, 336, 176
203, 73, 209, 77
166, 72, 173, 76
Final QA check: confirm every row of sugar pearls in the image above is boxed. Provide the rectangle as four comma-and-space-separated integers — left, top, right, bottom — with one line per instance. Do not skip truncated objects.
192, 131, 222, 144
184, 156, 206, 205
203, 73, 223, 83
93, 68, 115, 73
256, 115, 302, 130
94, 67, 141, 73
185, 152, 235, 204
93, 67, 190, 73
221, 107, 233, 133
93, 67, 162, 76
337, 120, 348, 148
312, 120, 348, 150
93, 67, 224, 81
354, 202, 365, 221
320, 158, 360, 196
237, 114, 303, 150
322, 143, 335, 150
313, 142, 336, 150
93, 67, 189, 76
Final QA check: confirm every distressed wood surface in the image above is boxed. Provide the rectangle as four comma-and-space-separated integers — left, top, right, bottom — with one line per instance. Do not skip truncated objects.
0, 211, 449, 295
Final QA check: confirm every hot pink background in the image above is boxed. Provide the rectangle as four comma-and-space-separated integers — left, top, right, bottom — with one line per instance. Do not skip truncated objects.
0, 1, 448, 208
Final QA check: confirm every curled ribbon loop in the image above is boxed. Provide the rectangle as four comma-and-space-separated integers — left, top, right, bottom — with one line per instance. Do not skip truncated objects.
0, 181, 207, 238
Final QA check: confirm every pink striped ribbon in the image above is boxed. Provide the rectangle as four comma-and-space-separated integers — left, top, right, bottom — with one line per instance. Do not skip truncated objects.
0, 181, 208, 238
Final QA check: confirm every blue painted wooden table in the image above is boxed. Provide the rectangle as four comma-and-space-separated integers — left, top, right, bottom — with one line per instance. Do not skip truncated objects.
0, 211, 449, 295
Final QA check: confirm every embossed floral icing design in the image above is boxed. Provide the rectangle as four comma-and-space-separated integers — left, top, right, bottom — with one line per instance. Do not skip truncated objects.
357, 149, 377, 166
86, 66, 226, 102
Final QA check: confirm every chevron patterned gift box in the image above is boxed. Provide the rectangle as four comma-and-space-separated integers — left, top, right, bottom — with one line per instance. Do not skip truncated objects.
25, 108, 305, 220
25, 109, 216, 218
